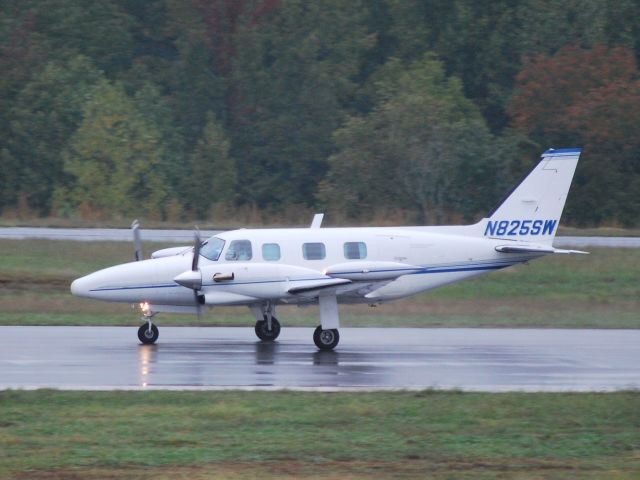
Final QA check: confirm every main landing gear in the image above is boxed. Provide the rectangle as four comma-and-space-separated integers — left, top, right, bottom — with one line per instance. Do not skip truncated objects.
255, 316, 281, 341
251, 296, 342, 351
313, 326, 339, 350
313, 294, 340, 351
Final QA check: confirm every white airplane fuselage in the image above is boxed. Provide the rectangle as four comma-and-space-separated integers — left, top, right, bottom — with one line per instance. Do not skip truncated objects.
70, 148, 585, 349
71, 224, 539, 307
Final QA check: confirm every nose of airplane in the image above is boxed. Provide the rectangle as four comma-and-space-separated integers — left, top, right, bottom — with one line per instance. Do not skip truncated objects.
69, 255, 194, 304
70, 274, 94, 298
70, 267, 119, 299
70, 266, 129, 300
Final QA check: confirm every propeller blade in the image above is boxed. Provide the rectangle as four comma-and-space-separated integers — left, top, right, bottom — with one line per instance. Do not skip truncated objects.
191, 229, 202, 272
195, 292, 202, 320
132, 219, 143, 261
191, 228, 203, 320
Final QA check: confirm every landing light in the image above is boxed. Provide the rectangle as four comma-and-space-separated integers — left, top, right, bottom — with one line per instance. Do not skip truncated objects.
140, 302, 151, 315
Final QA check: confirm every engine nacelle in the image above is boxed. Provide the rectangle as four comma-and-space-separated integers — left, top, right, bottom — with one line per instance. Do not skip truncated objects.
203, 291, 259, 305
197, 263, 328, 301
151, 246, 192, 258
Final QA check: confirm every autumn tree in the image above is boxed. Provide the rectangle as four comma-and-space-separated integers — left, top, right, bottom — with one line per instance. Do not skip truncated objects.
57, 81, 168, 218
132, 82, 188, 217
8, 55, 104, 214
320, 57, 510, 224
381, 0, 640, 132
509, 45, 640, 226
24, 0, 136, 74
0, 7, 44, 211
230, 0, 374, 207
162, 1, 226, 147
2, 0, 640, 224
186, 112, 237, 218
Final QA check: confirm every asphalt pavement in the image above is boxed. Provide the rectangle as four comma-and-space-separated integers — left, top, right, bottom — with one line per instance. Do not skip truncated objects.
0, 227, 220, 242
1, 327, 638, 392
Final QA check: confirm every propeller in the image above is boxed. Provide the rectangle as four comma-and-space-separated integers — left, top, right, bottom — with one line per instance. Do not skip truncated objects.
173, 228, 205, 318
191, 229, 204, 318
192, 228, 202, 272
132, 219, 143, 261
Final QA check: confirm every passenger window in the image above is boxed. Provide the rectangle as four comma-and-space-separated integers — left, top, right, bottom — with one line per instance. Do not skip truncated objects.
344, 242, 367, 260
302, 242, 326, 260
225, 240, 253, 261
262, 243, 281, 261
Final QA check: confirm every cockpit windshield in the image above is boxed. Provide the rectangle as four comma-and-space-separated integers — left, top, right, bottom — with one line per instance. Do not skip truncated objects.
200, 237, 225, 261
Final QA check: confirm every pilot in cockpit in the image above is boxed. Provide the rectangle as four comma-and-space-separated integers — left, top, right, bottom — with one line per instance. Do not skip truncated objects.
225, 240, 252, 261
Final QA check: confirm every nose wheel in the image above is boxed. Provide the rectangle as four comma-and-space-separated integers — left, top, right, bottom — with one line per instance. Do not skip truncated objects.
255, 316, 281, 341
138, 323, 159, 344
313, 326, 339, 350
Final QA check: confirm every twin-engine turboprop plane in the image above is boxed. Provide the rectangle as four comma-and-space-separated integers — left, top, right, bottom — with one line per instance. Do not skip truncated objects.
71, 148, 587, 350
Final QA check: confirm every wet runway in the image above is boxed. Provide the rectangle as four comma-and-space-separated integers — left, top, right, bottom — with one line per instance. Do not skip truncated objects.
1, 327, 638, 392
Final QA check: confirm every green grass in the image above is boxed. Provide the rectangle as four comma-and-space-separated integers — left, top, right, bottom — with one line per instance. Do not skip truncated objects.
1, 239, 638, 328
556, 226, 640, 237
0, 390, 638, 479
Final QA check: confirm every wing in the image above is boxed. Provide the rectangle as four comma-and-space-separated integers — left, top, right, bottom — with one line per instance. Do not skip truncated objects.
288, 278, 351, 295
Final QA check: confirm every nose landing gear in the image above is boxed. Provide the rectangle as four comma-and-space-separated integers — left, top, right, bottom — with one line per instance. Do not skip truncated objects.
138, 306, 158, 344
138, 321, 159, 344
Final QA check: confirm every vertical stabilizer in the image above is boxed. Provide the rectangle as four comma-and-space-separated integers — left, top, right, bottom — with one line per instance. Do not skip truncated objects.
481, 148, 581, 244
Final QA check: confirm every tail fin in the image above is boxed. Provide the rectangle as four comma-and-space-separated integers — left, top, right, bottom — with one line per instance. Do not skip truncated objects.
482, 148, 581, 244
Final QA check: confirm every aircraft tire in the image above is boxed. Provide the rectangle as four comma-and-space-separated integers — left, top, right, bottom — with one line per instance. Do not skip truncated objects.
138, 323, 159, 344
255, 317, 281, 342
313, 326, 339, 350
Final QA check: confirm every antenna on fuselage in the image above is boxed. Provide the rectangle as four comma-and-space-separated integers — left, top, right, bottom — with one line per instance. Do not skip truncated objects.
132, 219, 143, 261
310, 213, 324, 228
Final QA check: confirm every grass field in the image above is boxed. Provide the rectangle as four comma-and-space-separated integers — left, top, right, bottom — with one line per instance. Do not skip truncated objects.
0, 239, 637, 328
1, 239, 638, 480
0, 390, 638, 479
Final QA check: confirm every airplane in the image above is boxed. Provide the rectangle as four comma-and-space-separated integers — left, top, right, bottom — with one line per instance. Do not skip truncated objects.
71, 148, 586, 350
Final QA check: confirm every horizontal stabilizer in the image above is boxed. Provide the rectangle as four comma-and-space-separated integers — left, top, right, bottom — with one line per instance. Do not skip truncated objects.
495, 244, 588, 255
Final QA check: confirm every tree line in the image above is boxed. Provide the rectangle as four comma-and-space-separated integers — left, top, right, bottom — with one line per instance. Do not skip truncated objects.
1, 0, 639, 226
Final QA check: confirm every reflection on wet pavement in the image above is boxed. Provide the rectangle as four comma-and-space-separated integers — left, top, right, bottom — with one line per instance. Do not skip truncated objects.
1, 326, 639, 392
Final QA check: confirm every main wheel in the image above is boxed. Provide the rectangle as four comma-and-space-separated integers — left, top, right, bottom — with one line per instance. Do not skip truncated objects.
313, 326, 339, 350
255, 316, 281, 341
138, 323, 159, 344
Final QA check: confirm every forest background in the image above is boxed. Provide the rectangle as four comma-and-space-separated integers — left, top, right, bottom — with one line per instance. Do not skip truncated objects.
1, 0, 639, 227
